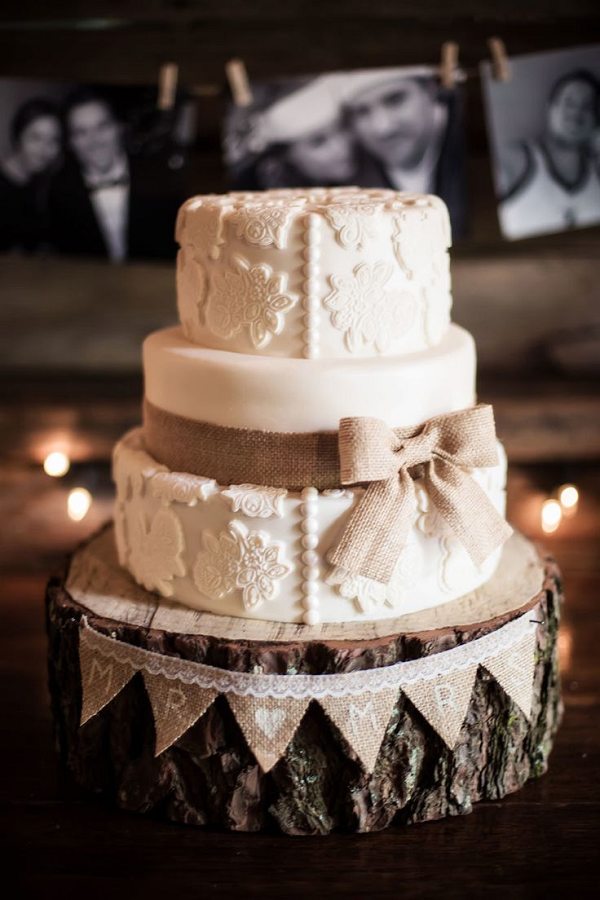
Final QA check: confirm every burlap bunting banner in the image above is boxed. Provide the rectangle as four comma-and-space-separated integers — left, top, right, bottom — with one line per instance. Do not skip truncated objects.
79, 632, 135, 725
401, 666, 479, 748
483, 629, 537, 720
77, 614, 538, 772
319, 688, 400, 773
142, 673, 218, 756
226, 694, 310, 773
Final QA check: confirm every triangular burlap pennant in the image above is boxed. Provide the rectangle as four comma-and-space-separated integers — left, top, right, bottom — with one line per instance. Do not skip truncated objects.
483, 630, 537, 720
401, 665, 478, 749
226, 694, 310, 772
142, 672, 218, 756
319, 688, 399, 773
79, 631, 136, 725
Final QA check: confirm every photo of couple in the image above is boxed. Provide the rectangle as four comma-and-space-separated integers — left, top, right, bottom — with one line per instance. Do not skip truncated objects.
223, 66, 467, 235
0, 79, 194, 260
482, 44, 600, 240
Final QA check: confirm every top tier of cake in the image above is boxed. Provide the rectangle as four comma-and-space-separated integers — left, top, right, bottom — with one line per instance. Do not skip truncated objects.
175, 187, 452, 360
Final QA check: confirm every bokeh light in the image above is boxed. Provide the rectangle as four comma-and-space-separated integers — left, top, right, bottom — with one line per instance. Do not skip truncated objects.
558, 483, 579, 514
541, 498, 562, 534
43, 451, 71, 478
67, 487, 92, 522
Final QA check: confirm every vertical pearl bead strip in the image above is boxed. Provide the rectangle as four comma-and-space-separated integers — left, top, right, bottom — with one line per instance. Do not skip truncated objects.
299, 486, 320, 625
302, 213, 321, 359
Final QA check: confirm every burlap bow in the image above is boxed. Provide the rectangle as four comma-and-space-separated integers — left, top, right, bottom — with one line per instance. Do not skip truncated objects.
329, 404, 513, 584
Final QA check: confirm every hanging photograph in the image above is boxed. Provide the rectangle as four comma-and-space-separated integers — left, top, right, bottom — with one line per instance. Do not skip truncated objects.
223, 65, 467, 235
481, 44, 600, 240
0, 77, 199, 261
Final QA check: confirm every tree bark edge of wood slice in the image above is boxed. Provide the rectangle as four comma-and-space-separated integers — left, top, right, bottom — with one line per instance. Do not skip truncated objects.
45, 541, 563, 835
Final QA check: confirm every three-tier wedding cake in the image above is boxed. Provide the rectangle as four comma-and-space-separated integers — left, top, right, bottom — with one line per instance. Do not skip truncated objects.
112, 186, 511, 624
47, 186, 562, 835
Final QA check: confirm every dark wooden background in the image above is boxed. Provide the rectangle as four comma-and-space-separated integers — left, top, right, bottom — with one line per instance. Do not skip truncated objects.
2, 2, 600, 461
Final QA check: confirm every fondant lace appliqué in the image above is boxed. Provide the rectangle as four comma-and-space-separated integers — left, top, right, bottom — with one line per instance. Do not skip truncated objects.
176, 246, 208, 335
229, 203, 297, 249
327, 536, 424, 613
324, 261, 417, 353
150, 472, 218, 507
391, 210, 450, 283
324, 202, 378, 250
221, 484, 287, 518
128, 508, 186, 597
193, 520, 292, 612
206, 255, 298, 348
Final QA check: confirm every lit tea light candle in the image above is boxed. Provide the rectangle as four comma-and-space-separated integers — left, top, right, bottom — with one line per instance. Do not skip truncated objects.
558, 483, 579, 517
43, 451, 71, 478
67, 487, 92, 522
541, 498, 562, 534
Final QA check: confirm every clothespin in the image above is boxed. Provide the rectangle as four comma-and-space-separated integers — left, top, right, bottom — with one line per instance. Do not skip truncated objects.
157, 62, 179, 110
225, 58, 253, 107
439, 41, 459, 89
487, 37, 510, 82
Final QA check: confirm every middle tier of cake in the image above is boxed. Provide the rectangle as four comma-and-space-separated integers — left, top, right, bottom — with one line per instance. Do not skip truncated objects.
143, 323, 476, 443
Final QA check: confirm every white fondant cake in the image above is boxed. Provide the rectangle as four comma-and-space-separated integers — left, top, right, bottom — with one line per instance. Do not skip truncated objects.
175, 187, 451, 359
112, 187, 512, 625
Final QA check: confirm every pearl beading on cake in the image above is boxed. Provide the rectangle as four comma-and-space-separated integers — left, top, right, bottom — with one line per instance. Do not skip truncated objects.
302, 213, 321, 359
300, 486, 320, 624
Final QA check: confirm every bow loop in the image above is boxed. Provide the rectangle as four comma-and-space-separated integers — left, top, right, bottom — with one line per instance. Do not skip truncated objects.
330, 404, 512, 584
338, 417, 399, 484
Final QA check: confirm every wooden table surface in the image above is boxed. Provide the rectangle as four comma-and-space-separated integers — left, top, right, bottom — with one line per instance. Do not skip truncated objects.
2, 460, 599, 899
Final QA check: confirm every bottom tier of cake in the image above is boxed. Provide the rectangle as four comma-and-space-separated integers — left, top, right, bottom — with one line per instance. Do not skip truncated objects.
46, 527, 562, 835
112, 428, 507, 625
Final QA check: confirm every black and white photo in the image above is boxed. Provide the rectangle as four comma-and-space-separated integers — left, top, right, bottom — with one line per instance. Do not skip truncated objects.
0, 78, 198, 261
223, 65, 467, 235
481, 44, 600, 240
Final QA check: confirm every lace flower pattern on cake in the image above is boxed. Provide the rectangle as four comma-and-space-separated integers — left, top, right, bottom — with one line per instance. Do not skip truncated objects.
229, 203, 298, 249
206, 255, 298, 348
221, 484, 287, 518
391, 209, 450, 284
327, 537, 423, 614
150, 472, 218, 507
323, 261, 417, 353
112, 436, 167, 503
324, 202, 378, 250
177, 198, 230, 260
176, 246, 208, 334
193, 520, 292, 612
128, 508, 186, 597
415, 484, 464, 594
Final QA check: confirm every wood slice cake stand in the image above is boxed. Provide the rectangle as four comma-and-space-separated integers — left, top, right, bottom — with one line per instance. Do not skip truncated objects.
46, 525, 562, 835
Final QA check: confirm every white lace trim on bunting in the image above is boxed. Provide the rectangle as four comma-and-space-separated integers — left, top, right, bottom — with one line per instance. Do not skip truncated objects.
80, 613, 536, 700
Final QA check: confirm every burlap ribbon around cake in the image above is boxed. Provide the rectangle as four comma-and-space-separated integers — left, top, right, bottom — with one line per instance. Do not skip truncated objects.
144, 400, 512, 583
